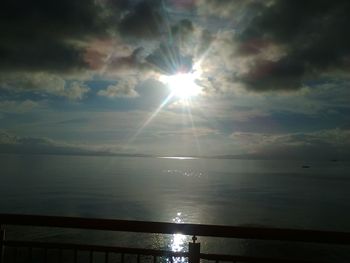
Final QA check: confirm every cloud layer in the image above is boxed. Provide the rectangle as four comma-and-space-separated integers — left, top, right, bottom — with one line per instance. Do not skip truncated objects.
2, 0, 350, 94
1, 0, 350, 158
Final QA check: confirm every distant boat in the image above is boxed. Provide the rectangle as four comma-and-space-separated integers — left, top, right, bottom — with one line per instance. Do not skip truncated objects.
331, 159, 338, 162
302, 165, 310, 168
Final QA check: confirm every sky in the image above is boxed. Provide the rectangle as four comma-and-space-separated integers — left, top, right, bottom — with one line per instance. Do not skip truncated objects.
0, 0, 350, 159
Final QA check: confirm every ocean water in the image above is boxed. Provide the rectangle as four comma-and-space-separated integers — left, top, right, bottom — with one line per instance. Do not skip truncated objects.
1, 154, 350, 261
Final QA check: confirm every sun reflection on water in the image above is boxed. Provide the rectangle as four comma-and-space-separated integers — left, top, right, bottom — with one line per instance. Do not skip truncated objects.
168, 212, 188, 263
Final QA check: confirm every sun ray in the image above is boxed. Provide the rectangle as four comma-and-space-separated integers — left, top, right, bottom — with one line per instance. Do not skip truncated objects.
127, 93, 174, 145
185, 99, 202, 156
125, 3, 209, 148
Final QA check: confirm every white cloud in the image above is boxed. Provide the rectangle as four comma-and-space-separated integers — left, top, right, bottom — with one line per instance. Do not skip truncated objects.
0, 72, 65, 93
0, 130, 18, 144
98, 78, 139, 98
0, 72, 90, 100
62, 81, 90, 100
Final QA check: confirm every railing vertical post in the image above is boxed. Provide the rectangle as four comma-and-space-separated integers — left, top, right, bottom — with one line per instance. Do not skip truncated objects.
188, 236, 200, 263
0, 225, 5, 263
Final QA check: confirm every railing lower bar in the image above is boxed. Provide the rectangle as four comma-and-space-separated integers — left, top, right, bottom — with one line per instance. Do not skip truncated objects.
44, 247, 48, 263
59, 248, 63, 263
3, 240, 189, 258
200, 253, 323, 263
89, 250, 93, 263
1, 214, 350, 244
13, 247, 17, 263
0, 226, 4, 263
28, 247, 32, 262
0, 240, 333, 263
73, 248, 77, 263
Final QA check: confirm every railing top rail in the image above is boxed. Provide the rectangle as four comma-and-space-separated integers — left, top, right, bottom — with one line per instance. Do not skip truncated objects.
1, 213, 350, 245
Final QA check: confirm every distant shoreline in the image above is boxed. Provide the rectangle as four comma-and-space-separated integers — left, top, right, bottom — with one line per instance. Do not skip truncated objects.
0, 152, 348, 162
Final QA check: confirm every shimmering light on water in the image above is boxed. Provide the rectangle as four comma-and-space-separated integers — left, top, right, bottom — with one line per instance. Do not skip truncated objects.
171, 234, 186, 253
158, 157, 198, 160
1, 156, 350, 260
169, 212, 188, 263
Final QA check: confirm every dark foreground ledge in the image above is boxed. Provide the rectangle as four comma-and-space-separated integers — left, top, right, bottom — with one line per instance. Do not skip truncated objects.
1, 213, 350, 244
1, 213, 350, 263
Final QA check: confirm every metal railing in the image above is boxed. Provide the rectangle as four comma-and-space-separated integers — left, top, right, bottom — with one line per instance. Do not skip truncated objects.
1, 213, 350, 263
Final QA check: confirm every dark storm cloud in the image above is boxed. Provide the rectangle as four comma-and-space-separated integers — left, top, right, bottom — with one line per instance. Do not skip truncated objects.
170, 19, 194, 42
234, 0, 350, 91
0, 0, 166, 73
146, 43, 193, 75
239, 58, 305, 91
4, 0, 349, 94
0, 39, 86, 73
145, 19, 195, 75
118, 0, 164, 40
0, 0, 110, 72
0, 0, 197, 77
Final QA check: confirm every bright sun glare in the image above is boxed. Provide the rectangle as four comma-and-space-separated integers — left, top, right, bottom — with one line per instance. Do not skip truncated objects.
160, 73, 201, 99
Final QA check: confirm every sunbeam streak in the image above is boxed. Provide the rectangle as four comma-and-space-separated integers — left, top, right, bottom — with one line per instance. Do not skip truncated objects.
185, 101, 202, 156
127, 93, 174, 144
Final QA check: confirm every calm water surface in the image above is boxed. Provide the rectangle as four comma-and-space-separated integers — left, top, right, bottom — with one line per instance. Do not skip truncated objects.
1, 154, 350, 261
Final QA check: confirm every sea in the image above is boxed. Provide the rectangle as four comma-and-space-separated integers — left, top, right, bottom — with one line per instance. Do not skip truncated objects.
1, 154, 350, 262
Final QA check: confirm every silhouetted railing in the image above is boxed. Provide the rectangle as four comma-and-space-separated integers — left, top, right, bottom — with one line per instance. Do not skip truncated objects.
1, 213, 350, 263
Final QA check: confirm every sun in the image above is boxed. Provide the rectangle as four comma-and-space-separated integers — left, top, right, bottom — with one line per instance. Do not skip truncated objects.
160, 73, 201, 99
